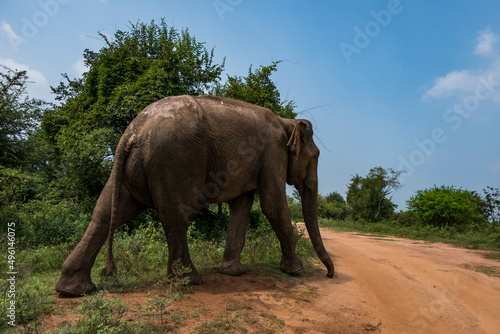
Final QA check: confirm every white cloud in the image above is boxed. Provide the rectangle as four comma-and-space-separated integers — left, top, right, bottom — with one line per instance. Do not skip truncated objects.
1, 20, 20, 41
0, 58, 52, 101
424, 70, 478, 99
423, 28, 500, 102
1, 20, 27, 52
474, 27, 498, 56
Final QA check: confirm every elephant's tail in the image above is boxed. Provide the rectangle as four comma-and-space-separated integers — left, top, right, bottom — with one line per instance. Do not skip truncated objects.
105, 130, 136, 276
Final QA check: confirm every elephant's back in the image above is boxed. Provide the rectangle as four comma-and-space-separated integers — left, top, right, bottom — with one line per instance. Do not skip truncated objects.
134, 94, 280, 130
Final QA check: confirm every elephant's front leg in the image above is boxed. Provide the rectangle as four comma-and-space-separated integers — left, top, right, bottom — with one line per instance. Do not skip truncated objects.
259, 178, 304, 274
219, 191, 255, 276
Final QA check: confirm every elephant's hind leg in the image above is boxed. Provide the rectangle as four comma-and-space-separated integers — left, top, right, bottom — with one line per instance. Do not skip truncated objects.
56, 181, 145, 296
159, 207, 203, 285
219, 191, 254, 276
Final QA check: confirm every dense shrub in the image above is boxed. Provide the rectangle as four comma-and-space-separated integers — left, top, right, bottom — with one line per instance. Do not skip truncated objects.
287, 195, 303, 221
407, 185, 488, 229
189, 206, 229, 241
317, 192, 346, 220
319, 217, 500, 251
394, 211, 419, 226
2, 199, 91, 247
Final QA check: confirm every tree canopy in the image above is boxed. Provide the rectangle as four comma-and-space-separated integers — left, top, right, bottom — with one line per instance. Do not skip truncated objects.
346, 167, 403, 221
0, 65, 47, 168
407, 185, 488, 229
43, 20, 227, 198
41, 20, 297, 199
212, 61, 297, 119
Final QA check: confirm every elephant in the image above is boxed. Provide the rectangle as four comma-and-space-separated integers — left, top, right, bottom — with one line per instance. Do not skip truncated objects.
55, 95, 334, 297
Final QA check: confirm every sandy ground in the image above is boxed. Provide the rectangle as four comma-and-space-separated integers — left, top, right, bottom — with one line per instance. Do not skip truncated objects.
43, 226, 500, 333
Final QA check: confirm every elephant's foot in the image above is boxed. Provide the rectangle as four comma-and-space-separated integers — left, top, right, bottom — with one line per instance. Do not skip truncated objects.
55, 274, 96, 297
280, 257, 304, 275
219, 260, 247, 276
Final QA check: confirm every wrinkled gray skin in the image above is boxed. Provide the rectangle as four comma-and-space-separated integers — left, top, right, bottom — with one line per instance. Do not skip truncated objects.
55, 95, 334, 297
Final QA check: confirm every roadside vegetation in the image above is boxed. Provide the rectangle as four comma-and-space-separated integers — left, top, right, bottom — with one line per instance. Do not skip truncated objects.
1, 19, 499, 332
288, 174, 500, 252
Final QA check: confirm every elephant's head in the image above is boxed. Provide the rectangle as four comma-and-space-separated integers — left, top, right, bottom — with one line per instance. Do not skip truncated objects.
285, 119, 334, 278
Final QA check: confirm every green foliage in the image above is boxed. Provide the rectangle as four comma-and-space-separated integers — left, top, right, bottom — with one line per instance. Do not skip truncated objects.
319, 218, 500, 251
189, 205, 229, 242
346, 167, 402, 222
145, 293, 171, 324
394, 211, 419, 227
407, 185, 488, 229
482, 186, 500, 224
17, 243, 74, 275
1, 282, 53, 332
248, 207, 270, 230
165, 259, 193, 297
94, 223, 169, 291
212, 60, 297, 119
2, 198, 91, 247
318, 192, 347, 220
0, 65, 48, 168
189, 201, 273, 242
0, 167, 38, 206
74, 291, 130, 334
44, 19, 225, 199
241, 222, 315, 275
287, 195, 303, 221
144, 260, 192, 324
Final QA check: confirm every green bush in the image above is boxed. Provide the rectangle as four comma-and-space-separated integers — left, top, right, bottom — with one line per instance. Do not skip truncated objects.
407, 185, 488, 230
93, 224, 169, 290
287, 195, 303, 221
189, 203, 273, 242
0, 281, 54, 332
73, 291, 130, 333
394, 211, 419, 226
189, 206, 229, 242
0, 188, 92, 248
318, 192, 347, 220
248, 208, 269, 230
18, 243, 74, 275
17, 200, 90, 247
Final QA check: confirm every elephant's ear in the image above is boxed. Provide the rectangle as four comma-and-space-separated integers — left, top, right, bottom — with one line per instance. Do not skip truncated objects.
287, 120, 306, 155
286, 120, 308, 185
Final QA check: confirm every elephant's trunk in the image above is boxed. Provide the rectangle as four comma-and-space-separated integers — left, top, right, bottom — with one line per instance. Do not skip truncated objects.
299, 170, 335, 278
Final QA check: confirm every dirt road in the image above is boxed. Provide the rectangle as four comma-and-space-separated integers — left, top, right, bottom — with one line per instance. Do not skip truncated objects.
46, 227, 500, 333
304, 227, 500, 333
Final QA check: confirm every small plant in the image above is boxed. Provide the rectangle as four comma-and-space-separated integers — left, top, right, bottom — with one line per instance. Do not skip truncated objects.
197, 314, 242, 334
16, 286, 44, 333
1, 282, 54, 333
145, 293, 171, 324
158, 259, 193, 298
76, 291, 130, 333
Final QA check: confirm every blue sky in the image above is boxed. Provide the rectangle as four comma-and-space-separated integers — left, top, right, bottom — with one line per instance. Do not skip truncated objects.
1, 0, 499, 209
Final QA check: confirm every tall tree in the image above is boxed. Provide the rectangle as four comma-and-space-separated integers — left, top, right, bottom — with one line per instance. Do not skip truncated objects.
318, 192, 347, 220
481, 186, 500, 225
43, 20, 225, 199
0, 65, 47, 168
346, 167, 402, 221
212, 61, 297, 118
